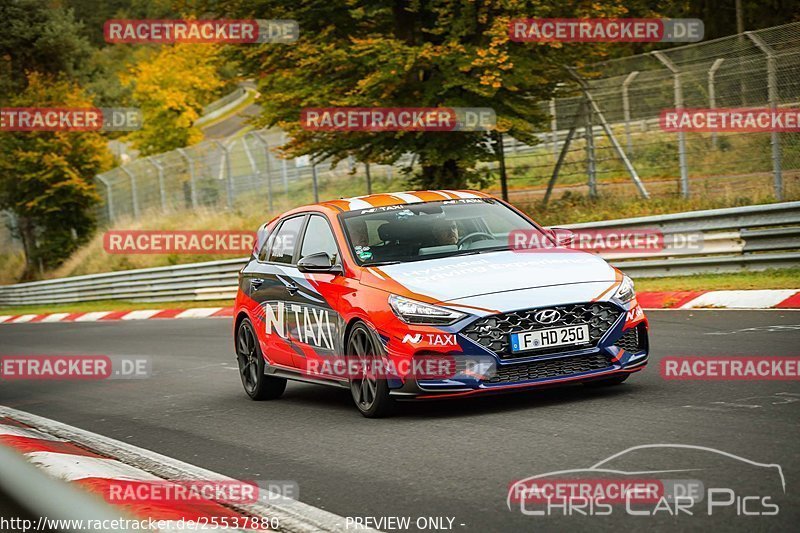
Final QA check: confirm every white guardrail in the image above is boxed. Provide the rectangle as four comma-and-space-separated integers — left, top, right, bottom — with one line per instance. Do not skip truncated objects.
0, 202, 798, 306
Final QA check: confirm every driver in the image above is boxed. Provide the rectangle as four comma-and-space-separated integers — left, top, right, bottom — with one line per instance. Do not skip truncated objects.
431, 220, 459, 245
349, 219, 370, 247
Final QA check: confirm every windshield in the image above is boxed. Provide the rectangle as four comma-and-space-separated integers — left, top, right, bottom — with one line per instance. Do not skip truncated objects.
339, 198, 548, 265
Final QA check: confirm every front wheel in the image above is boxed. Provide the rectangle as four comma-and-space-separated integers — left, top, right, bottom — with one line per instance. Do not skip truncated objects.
347, 322, 394, 418
236, 317, 287, 400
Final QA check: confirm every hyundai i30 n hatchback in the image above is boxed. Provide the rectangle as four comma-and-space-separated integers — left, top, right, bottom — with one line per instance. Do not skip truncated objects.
234, 190, 648, 417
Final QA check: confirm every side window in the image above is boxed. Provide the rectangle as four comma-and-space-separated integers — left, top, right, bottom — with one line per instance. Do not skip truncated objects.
299, 215, 339, 264
267, 216, 305, 264
256, 224, 272, 261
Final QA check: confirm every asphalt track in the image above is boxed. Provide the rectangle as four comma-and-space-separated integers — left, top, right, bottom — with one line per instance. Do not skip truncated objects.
1, 310, 799, 532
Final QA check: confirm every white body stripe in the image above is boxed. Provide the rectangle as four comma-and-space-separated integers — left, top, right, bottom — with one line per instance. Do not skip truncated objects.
391, 192, 424, 204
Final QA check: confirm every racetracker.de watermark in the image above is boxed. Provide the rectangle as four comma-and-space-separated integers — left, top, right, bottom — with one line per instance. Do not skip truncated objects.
508, 229, 704, 255
661, 356, 800, 380
0, 355, 151, 380
103, 230, 257, 255
301, 107, 496, 131
510, 18, 704, 43
660, 108, 800, 132
104, 19, 298, 43
0, 108, 142, 132
304, 355, 496, 381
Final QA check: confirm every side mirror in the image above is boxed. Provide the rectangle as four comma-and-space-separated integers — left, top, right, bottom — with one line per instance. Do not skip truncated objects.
550, 228, 575, 247
297, 252, 343, 274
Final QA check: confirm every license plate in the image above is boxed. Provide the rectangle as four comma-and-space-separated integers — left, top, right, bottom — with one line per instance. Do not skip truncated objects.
510, 325, 590, 353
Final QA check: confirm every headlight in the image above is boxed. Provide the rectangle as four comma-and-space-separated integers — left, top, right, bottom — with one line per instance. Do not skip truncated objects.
615, 275, 636, 303
388, 295, 466, 325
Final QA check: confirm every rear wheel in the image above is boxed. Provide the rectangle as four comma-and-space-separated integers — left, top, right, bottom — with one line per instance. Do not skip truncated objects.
583, 374, 629, 388
236, 318, 286, 400
347, 322, 393, 418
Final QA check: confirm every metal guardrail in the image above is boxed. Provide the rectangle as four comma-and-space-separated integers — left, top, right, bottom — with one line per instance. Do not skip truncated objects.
0, 203, 798, 306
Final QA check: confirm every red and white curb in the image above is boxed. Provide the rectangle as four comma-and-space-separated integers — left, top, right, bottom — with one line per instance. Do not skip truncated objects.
636, 289, 800, 309
0, 307, 233, 325
0, 406, 370, 533
0, 289, 798, 326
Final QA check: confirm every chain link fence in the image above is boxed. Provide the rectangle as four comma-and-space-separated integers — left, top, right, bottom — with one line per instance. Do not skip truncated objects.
501, 21, 800, 207
93, 22, 800, 225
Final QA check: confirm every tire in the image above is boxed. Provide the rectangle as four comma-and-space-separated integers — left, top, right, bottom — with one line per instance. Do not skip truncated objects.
236, 317, 287, 400
583, 374, 629, 388
347, 322, 394, 418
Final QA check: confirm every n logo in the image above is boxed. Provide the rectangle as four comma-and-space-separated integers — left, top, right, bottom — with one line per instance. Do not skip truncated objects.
402, 334, 423, 344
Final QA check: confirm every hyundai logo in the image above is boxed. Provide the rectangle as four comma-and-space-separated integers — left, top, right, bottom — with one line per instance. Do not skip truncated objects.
534, 309, 561, 324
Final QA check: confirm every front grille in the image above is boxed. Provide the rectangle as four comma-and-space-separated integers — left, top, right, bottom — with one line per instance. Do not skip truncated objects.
616, 323, 647, 353
462, 303, 622, 358
484, 354, 611, 384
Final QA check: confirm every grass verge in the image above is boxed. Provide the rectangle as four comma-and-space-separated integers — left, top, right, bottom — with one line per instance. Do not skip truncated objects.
634, 268, 800, 292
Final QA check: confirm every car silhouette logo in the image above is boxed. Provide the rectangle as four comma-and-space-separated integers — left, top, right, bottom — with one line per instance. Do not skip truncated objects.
534, 309, 561, 324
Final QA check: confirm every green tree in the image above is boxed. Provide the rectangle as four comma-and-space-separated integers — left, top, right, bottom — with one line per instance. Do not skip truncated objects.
0, 73, 113, 279
0, 0, 93, 96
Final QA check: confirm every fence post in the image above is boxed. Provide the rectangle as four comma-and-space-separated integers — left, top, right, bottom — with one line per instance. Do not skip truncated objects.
566, 66, 649, 199
747, 31, 783, 201
279, 132, 289, 196
214, 140, 234, 209
147, 158, 168, 212
549, 99, 558, 159
583, 98, 597, 198
96, 175, 114, 223
250, 131, 274, 212
621, 71, 639, 157
176, 148, 198, 209
708, 58, 725, 149
653, 51, 689, 198
120, 166, 140, 220
311, 162, 320, 203
241, 133, 260, 199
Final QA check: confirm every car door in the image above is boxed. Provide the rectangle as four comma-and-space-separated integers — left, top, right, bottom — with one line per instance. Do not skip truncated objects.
244, 214, 307, 369
286, 214, 344, 372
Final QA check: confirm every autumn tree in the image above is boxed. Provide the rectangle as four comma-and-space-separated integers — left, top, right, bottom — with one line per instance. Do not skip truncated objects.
121, 44, 229, 155
0, 73, 113, 279
201, 0, 637, 189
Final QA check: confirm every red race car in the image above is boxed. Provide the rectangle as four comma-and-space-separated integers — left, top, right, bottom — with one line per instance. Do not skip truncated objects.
234, 190, 648, 417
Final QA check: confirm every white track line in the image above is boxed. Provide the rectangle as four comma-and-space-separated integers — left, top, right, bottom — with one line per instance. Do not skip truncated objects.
12, 314, 38, 323
0, 406, 379, 533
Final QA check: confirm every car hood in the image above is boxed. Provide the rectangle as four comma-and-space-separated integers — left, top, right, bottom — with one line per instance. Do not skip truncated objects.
362, 250, 618, 305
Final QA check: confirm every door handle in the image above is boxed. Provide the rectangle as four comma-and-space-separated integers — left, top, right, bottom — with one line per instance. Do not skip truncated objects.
250, 278, 264, 290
